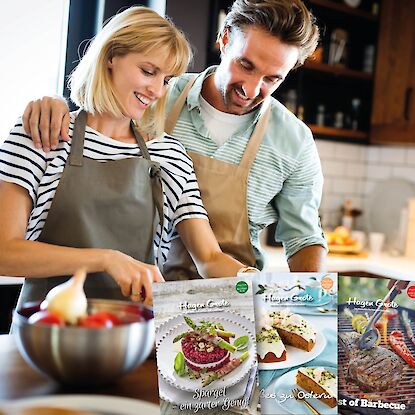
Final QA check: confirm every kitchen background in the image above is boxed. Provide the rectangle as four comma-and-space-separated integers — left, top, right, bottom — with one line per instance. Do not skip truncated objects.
1, 0, 414, 330
2, 0, 414, 244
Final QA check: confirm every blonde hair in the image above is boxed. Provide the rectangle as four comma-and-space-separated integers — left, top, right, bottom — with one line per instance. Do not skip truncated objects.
69, 6, 192, 137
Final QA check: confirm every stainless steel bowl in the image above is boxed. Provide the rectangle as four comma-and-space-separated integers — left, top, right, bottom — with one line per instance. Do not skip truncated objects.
13, 298, 154, 386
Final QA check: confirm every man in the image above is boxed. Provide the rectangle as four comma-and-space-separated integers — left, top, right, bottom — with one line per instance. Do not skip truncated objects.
22, 0, 327, 277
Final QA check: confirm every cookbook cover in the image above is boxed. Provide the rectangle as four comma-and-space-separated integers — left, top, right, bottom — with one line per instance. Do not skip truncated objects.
257, 272, 338, 415
339, 275, 415, 415
153, 277, 258, 414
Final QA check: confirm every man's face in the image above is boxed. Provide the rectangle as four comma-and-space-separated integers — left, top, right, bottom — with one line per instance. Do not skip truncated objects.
215, 27, 299, 115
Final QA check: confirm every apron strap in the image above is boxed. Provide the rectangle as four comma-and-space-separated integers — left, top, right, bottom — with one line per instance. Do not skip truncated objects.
238, 98, 271, 172
130, 120, 152, 160
165, 76, 271, 174
69, 110, 88, 166
165, 76, 197, 135
130, 120, 165, 234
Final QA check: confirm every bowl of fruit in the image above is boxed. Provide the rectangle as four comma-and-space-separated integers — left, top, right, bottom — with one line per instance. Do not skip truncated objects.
13, 270, 154, 386
325, 226, 363, 254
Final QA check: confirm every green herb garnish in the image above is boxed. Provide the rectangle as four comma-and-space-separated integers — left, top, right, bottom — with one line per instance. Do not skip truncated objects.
234, 335, 249, 352
174, 352, 186, 376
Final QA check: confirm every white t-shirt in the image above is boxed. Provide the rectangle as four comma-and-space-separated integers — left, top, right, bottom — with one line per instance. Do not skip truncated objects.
199, 95, 256, 147
0, 112, 208, 266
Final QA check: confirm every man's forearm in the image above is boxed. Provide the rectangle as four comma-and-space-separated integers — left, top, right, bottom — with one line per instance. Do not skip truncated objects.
287, 245, 327, 272
196, 252, 244, 278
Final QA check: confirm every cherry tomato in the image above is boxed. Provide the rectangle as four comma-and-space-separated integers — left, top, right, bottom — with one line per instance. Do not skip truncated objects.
78, 311, 120, 328
28, 310, 65, 326
91, 311, 121, 326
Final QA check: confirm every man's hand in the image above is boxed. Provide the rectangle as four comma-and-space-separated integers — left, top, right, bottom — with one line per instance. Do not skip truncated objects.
287, 245, 327, 272
22, 96, 70, 152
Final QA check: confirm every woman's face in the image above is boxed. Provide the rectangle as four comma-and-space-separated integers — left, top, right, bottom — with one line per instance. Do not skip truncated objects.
107, 51, 174, 119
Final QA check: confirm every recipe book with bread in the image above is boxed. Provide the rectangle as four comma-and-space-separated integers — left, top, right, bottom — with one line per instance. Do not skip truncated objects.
338, 275, 415, 415
256, 272, 338, 415
153, 276, 258, 415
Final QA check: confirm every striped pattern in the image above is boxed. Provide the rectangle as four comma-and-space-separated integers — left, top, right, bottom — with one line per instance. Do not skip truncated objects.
0, 113, 207, 266
167, 69, 327, 267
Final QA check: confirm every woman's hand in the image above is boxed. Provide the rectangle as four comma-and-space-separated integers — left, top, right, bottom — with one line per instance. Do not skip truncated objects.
22, 96, 70, 152
102, 250, 164, 305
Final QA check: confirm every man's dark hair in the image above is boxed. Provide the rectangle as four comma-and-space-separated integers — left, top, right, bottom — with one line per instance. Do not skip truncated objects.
218, 0, 319, 68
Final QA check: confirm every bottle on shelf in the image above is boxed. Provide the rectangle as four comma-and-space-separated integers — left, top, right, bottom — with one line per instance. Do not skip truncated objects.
350, 98, 361, 130
363, 45, 375, 73
341, 199, 354, 230
316, 105, 325, 126
285, 89, 297, 114
297, 105, 304, 121
334, 111, 344, 129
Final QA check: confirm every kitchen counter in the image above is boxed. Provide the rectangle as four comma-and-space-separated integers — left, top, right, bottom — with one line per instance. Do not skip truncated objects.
263, 247, 415, 281
0, 334, 159, 402
1, 248, 415, 285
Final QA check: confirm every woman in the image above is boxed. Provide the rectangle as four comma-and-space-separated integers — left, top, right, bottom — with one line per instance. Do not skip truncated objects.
0, 7, 249, 309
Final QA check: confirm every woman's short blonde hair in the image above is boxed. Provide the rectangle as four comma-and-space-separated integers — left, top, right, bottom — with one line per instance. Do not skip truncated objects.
69, 6, 192, 137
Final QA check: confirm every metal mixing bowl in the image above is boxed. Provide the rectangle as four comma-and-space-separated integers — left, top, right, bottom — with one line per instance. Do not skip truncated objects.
13, 298, 154, 386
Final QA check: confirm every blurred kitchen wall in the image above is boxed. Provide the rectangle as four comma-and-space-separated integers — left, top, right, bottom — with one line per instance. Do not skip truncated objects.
97, 0, 210, 71
0, 0, 69, 143
165, 0, 210, 71
316, 138, 415, 240
2, 0, 413, 242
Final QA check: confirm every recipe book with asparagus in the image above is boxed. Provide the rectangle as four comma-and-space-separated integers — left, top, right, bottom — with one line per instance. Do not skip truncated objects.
338, 275, 415, 415
256, 272, 338, 415
153, 276, 258, 415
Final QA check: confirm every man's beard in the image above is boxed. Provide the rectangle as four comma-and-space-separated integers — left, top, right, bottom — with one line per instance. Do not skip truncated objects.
221, 84, 263, 115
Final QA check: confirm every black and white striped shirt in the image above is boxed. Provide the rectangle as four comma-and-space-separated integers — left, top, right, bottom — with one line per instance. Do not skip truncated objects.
0, 113, 208, 266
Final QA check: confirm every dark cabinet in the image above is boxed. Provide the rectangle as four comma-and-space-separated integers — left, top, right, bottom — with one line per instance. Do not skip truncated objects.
370, 0, 415, 144
206, 0, 382, 143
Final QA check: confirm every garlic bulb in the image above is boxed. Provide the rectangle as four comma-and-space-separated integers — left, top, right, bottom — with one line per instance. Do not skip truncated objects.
42, 269, 88, 324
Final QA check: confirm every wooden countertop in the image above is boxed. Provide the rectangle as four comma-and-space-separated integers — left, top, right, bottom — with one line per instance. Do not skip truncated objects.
0, 334, 159, 403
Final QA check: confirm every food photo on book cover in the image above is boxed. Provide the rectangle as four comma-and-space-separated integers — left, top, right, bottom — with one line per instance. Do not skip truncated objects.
338, 276, 415, 415
153, 276, 258, 414
255, 272, 338, 415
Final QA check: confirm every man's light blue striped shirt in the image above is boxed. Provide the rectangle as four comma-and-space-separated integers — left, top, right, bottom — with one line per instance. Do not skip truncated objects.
166, 66, 327, 268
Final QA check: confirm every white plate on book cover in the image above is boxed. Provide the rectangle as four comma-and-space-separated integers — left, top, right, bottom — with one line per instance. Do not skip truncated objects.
156, 312, 256, 392
2, 395, 159, 415
258, 329, 326, 370
273, 366, 337, 415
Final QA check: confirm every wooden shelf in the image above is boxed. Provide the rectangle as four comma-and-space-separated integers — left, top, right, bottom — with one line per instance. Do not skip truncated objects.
309, 124, 368, 139
304, 61, 373, 80
308, 0, 378, 21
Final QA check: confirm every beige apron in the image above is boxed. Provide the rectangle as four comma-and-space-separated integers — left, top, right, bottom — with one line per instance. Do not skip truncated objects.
17, 110, 164, 307
163, 77, 271, 280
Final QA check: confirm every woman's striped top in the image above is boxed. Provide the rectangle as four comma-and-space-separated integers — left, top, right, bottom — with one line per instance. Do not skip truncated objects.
0, 112, 208, 266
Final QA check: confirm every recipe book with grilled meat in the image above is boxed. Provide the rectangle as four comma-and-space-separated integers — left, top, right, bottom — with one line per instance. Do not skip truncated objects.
255, 272, 338, 415
153, 277, 258, 415
338, 275, 415, 415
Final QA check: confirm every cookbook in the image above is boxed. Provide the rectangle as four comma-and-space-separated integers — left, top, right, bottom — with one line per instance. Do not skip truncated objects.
338, 275, 415, 415
256, 272, 338, 415
153, 276, 258, 414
